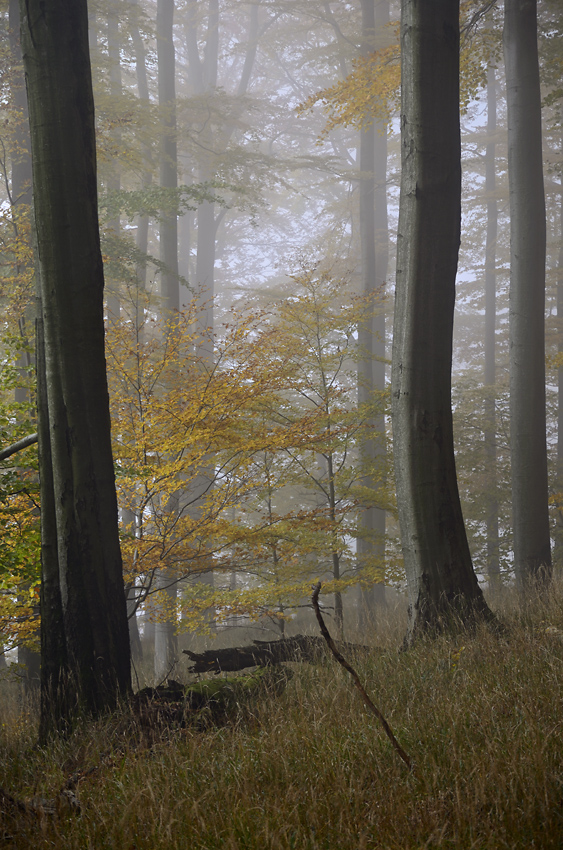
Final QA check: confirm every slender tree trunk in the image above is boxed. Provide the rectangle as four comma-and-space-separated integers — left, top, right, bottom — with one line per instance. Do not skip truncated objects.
131, 0, 152, 315
155, 0, 179, 679
157, 0, 179, 315
106, 1, 122, 324
555, 109, 563, 565
504, 0, 551, 588
183, 2, 262, 619
484, 62, 500, 591
187, 0, 258, 361
391, 0, 492, 643
20, 0, 131, 734
357, 0, 389, 630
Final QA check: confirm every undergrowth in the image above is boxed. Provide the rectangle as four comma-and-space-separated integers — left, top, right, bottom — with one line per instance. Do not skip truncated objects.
2, 588, 563, 849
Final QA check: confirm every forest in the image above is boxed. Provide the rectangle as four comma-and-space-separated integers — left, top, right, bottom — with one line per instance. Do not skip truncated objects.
0, 0, 562, 847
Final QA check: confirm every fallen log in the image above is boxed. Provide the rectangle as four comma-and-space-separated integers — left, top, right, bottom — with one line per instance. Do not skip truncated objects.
183, 634, 370, 674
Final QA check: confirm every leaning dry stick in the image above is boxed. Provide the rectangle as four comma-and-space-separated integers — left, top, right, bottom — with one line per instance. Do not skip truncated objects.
311, 582, 412, 771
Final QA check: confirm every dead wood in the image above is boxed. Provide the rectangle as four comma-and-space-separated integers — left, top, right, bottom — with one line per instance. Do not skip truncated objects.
311, 582, 413, 771
183, 633, 370, 674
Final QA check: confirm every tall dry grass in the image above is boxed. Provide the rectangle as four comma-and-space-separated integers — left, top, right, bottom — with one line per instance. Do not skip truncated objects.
2, 586, 563, 849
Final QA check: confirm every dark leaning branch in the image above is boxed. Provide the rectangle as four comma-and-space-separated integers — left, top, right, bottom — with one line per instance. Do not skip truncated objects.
312, 581, 413, 771
0, 433, 38, 461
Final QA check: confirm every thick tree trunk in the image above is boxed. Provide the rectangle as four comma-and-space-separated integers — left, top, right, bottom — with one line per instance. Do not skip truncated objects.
36, 291, 67, 735
484, 63, 500, 591
20, 0, 131, 732
504, 0, 551, 588
391, 0, 492, 643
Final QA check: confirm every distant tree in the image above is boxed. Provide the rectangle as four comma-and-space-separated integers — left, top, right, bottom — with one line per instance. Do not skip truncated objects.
504, 0, 552, 588
356, 0, 390, 625
483, 56, 500, 592
20, 0, 131, 735
391, 0, 493, 642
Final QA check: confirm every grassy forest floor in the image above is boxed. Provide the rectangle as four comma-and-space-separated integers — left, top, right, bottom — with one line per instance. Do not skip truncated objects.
1, 587, 563, 849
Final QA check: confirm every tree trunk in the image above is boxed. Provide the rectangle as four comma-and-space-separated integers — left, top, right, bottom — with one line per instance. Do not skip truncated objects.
20, 0, 131, 734
555, 108, 563, 566
155, 0, 180, 680
504, 0, 551, 588
484, 62, 500, 591
106, 1, 122, 324
391, 0, 492, 643
357, 0, 389, 629
157, 0, 179, 315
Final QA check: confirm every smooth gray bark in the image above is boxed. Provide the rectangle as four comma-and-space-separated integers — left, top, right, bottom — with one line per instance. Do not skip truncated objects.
20, 0, 131, 733
391, 0, 492, 642
504, 0, 551, 587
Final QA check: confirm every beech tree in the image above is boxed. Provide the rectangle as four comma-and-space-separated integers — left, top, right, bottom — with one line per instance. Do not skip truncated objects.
391, 0, 492, 642
356, 0, 390, 623
504, 0, 552, 588
20, 0, 131, 734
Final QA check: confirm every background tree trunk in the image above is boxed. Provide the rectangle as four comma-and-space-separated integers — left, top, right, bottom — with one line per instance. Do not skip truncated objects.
504, 0, 551, 588
155, 0, 180, 680
357, 0, 389, 629
556, 108, 563, 566
391, 0, 492, 643
484, 62, 500, 592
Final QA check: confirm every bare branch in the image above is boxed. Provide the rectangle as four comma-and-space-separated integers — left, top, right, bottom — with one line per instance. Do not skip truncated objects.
311, 581, 413, 771
0, 433, 38, 461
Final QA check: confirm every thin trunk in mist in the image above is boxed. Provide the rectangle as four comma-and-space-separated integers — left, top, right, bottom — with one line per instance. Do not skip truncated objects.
187, 0, 258, 360
504, 0, 551, 588
115, 0, 151, 663
192, 0, 219, 361
131, 0, 152, 307
106, 5, 121, 324
556, 108, 563, 565
155, 0, 179, 681
158, 0, 179, 315
20, 0, 131, 735
181, 2, 261, 620
357, 0, 389, 630
484, 62, 500, 591
391, 0, 492, 643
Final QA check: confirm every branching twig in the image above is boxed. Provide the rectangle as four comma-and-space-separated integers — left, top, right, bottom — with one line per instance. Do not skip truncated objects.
311, 581, 412, 771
